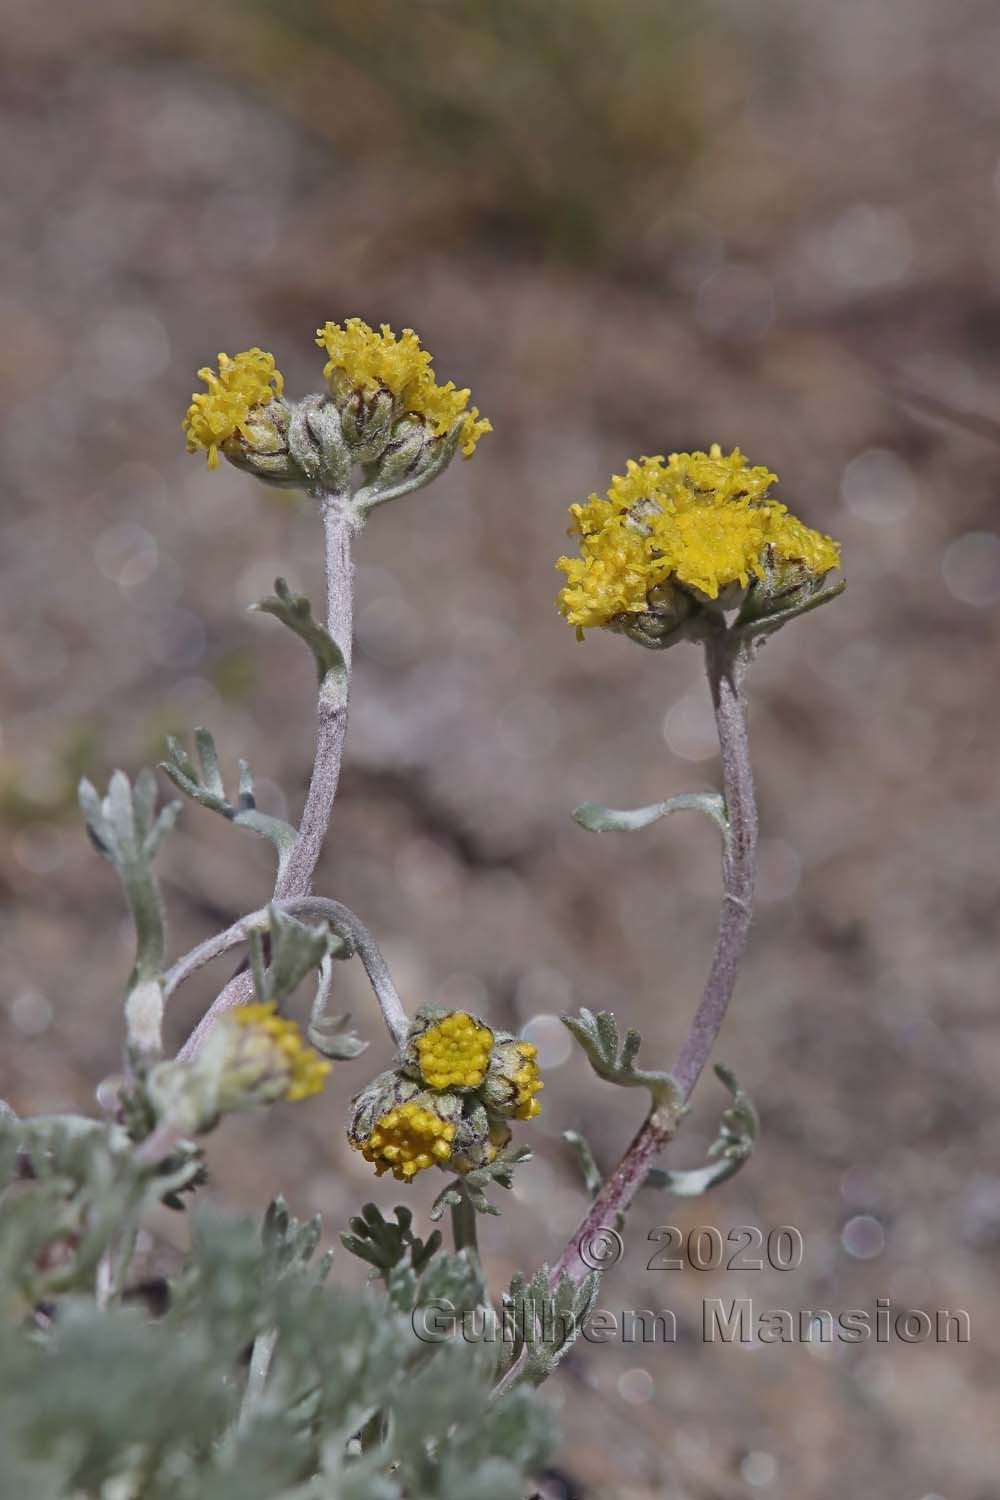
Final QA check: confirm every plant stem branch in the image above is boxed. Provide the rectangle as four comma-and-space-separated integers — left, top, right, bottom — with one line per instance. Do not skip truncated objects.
292, 897, 410, 1049
273, 500, 354, 902
176, 500, 356, 1056
170, 898, 409, 1058
550, 631, 758, 1291
450, 1182, 481, 1264
672, 632, 757, 1098
164, 910, 272, 1000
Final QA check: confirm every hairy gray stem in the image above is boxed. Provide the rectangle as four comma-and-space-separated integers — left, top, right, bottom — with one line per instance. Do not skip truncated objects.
164, 911, 273, 1001
450, 1181, 481, 1266
171, 898, 409, 1056
176, 500, 356, 1057
673, 633, 757, 1096
549, 631, 758, 1292
292, 897, 410, 1050
273, 499, 355, 900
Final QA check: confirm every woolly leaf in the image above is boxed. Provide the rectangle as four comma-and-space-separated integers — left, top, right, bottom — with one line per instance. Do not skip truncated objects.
643, 1063, 759, 1196
561, 1007, 684, 1110
573, 790, 728, 841
251, 577, 347, 690
160, 727, 297, 874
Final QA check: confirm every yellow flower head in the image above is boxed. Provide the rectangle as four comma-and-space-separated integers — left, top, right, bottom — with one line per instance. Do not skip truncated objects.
183, 349, 285, 470
229, 1002, 331, 1103
556, 445, 841, 635
315, 318, 491, 458
353, 1099, 457, 1180
415, 1011, 494, 1091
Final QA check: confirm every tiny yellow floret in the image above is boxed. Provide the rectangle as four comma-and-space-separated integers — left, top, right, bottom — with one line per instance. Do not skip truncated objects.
416, 1012, 495, 1090
231, 1002, 331, 1102
556, 446, 841, 633
315, 318, 491, 458
183, 349, 285, 470
353, 1100, 457, 1181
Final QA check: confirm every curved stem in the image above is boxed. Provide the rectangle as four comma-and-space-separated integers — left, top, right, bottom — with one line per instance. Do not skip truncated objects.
550, 631, 758, 1291
172, 898, 409, 1060
164, 911, 271, 1000
291, 897, 410, 1049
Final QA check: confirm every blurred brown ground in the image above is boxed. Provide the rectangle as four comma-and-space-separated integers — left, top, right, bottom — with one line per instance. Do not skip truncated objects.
2, 2, 999, 1495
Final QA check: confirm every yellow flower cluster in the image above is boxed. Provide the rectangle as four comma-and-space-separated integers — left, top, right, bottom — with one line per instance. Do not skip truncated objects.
416, 1011, 494, 1090
316, 318, 492, 457
509, 1043, 543, 1120
556, 446, 841, 634
354, 1100, 457, 1180
183, 349, 285, 470
231, 1002, 331, 1103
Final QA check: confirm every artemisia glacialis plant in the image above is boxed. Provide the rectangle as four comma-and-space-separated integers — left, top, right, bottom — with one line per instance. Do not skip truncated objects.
0, 316, 843, 1495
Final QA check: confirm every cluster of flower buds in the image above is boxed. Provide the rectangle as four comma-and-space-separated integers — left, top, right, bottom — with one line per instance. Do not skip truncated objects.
146, 1002, 330, 1138
183, 320, 490, 502
348, 1008, 542, 1182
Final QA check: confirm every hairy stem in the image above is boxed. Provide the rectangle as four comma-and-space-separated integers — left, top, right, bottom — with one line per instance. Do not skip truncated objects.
551, 631, 757, 1290
672, 633, 757, 1096
293, 897, 410, 1049
176, 500, 356, 1057
171, 897, 409, 1057
273, 499, 355, 901
164, 911, 272, 1000
450, 1182, 481, 1264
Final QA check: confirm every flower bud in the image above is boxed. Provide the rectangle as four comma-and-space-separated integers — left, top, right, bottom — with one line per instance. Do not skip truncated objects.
371, 416, 438, 484
737, 539, 841, 626
349, 1085, 462, 1181
184, 349, 299, 482
315, 318, 491, 473
338, 387, 396, 462
404, 1008, 494, 1093
349, 1008, 543, 1182
147, 1002, 330, 1134
604, 580, 697, 651
480, 1034, 543, 1120
450, 1106, 512, 1175
347, 1067, 420, 1146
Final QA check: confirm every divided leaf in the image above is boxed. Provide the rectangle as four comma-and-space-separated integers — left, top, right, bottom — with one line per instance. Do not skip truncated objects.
161, 727, 297, 876
429, 1146, 533, 1223
561, 1008, 683, 1110
643, 1063, 759, 1197
308, 955, 369, 1060
494, 1264, 601, 1387
341, 1201, 442, 1283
